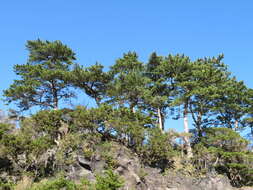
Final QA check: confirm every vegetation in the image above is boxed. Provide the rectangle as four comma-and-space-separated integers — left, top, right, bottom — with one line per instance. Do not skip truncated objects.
0, 39, 253, 188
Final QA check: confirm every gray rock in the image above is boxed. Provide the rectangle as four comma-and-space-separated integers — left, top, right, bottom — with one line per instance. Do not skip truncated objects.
67, 162, 95, 182
77, 156, 92, 171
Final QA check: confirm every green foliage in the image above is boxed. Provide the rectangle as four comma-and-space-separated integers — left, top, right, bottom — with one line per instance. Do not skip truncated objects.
214, 79, 250, 130
103, 107, 149, 147
28, 177, 78, 190
21, 171, 123, 190
0, 181, 14, 190
3, 39, 76, 111
139, 128, 178, 170
201, 127, 249, 151
193, 127, 253, 187
0, 123, 12, 140
69, 63, 112, 105
3, 46, 253, 187
56, 133, 82, 165
99, 142, 119, 169
108, 52, 146, 111
70, 106, 103, 132
29, 109, 71, 144
0, 128, 54, 178
95, 170, 124, 190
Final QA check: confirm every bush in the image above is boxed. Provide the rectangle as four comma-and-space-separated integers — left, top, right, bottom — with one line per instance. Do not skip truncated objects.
0, 181, 14, 190
95, 170, 124, 190
30, 110, 65, 143
139, 128, 178, 171
28, 177, 78, 190
99, 142, 119, 169
193, 127, 253, 187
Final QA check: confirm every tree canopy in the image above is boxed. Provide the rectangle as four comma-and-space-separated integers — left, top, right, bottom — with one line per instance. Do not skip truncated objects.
3, 39, 76, 111
1, 40, 253, 188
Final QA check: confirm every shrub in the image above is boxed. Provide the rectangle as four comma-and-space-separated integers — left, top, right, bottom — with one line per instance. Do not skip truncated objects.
99, 142, 118, 169
139, 128, 178, 171
95, 170, 124, 190
194, 127, 253, 187
28, 177, 78, 190
0, 181, 14, 190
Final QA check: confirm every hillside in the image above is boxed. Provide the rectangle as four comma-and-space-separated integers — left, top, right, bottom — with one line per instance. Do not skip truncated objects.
0, 108, 253, 190
1, 40, 253, 189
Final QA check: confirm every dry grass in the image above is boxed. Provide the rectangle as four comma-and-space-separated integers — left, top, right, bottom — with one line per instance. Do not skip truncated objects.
14, 176, 33, 190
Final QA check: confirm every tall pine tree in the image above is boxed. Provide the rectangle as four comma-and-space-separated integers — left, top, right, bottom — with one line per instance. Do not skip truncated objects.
4, 39, 76, 111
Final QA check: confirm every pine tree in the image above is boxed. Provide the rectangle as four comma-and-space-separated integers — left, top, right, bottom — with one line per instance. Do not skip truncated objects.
171, 54, 229, 157
69, 63, 112, 106
3, 39, 76, 111
168, 54, 194, 158
244, 88, 253, 138
214, 78, 250, 130
143, 52, 171, 131
108, 52, 147, 113
188, 55, 229, 133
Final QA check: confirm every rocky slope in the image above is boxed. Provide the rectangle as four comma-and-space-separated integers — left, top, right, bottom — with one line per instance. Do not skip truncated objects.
1, 139, 252, 190
59, 142, 249, 190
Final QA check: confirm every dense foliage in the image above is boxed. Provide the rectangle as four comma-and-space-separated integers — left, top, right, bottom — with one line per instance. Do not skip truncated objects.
1, 40, 253, 189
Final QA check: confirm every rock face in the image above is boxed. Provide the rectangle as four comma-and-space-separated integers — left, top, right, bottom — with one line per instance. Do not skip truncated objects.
126, 166, 233, 190
1, 141, 247, 189
65, 143, 236, 190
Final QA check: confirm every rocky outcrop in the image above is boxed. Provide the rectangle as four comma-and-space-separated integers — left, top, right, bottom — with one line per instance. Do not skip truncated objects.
240, 187, 253, 190
1, 141, 250, 189
64, 142, 237, 190
143, 171, 233, 190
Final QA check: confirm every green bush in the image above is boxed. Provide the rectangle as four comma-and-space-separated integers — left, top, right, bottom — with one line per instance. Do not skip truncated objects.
0, 181, 14, 190
95, 170, 124, 190
99, 142, 119, 169
28, 177, 78, 190
194, 127, 253, 187
31, 110, 65, 143
139, 128, 177, 171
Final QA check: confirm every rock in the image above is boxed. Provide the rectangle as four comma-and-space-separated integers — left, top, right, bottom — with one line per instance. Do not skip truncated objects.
17, 154, 27, 167
77, 156, 92, 171
67, 162, 95, 182
0, 157, 12, 173
196, 175, 233, 190
1, 141, 244, 190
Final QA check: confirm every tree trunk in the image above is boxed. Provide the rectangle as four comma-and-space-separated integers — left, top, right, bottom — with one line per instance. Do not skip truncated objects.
95, 97, 101, 106
234, 120, 239, 130
130, 102, 136, 113
183, 104, 193, 158
132, 106, 136, 113
196, 112, 203, 138
51, 80, 58, 110
157, 107, 164, 132
129, 102, 136, 145
53, 98, 58, 110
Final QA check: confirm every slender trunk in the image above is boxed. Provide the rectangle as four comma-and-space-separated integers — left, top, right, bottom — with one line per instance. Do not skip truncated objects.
130, 102, 136, 113
157, 107, 164, 132
196, 112, 202, 138
51, 80, 58, 110
53, 98, 58, 110
95, 97, 100, 106
234, 120, 239, 130
183, 103, 193, 158
129, 102, 136, 145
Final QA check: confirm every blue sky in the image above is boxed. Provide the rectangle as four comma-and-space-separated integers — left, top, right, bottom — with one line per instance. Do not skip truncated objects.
1, 1, 253, 132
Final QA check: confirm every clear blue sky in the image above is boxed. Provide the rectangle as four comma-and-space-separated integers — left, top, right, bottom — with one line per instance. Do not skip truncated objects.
1, 1, 253, 132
